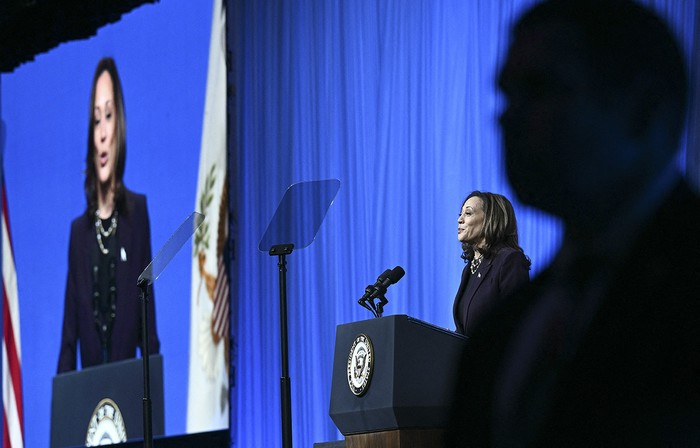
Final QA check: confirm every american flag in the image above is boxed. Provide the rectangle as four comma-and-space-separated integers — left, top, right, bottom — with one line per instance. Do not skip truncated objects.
2, 179, 25, 448
212, 254, 229, 342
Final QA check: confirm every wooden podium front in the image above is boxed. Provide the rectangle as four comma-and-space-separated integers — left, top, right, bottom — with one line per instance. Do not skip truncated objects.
329, 315, 467, 448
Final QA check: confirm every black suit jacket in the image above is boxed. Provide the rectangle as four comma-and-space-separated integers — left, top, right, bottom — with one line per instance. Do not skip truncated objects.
446, 180, 700, 447
453, 246, 530, 336
58, 190, 160, 373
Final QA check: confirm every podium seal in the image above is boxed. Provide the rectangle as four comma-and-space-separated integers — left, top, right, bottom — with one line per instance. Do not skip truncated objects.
347, 333, 374, 396
85, 398, 127, 446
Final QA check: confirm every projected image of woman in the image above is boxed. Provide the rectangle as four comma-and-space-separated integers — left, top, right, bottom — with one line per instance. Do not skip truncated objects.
453, 191, 530, 337
57, 57, 160, 372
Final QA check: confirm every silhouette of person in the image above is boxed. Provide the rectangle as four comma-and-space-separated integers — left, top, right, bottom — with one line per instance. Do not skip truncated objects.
446, 0, 700, 446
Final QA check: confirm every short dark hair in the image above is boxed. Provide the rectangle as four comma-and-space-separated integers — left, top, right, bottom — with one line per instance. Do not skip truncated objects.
515, 0, 688, 142
460, 191, 530, 268
85, 57, 127, 218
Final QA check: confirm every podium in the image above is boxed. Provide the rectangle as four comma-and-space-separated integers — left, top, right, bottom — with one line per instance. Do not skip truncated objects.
50, 355, 165, 448
329, 315, 467, 447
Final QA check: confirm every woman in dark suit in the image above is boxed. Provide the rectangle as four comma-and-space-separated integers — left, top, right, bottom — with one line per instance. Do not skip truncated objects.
453, 191, 530, 336
57, 57, 160, 372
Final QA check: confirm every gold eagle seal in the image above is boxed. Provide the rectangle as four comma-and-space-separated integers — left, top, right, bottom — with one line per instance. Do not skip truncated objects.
347, 333, 374, 396
85, 398, 127, 446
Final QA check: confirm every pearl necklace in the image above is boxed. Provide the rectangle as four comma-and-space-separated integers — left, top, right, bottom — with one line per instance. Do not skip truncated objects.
470, 254, 484, 275
95, 210, 118, 255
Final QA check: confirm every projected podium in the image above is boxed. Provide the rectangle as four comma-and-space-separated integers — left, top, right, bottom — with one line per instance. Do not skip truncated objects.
329, 315, 467, 447
50, 355, 164, 448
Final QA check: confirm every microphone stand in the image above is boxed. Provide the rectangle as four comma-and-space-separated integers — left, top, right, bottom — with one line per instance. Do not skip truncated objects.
358, 300, 378, 318
358, 286, 379, 318
374, 295, 388, 318
368, 284, 388, 318
270, 243, 294, 448
137, 278, 153, 448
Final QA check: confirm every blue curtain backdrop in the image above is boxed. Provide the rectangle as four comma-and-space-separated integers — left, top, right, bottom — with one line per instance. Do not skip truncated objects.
230, 0, 700, 446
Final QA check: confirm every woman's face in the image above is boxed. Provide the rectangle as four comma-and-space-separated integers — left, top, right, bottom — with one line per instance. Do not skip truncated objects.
93, 71, 117, 187
458, 196, 486, 246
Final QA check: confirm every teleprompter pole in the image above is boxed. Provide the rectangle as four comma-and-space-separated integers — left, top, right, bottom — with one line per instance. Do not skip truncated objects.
137, 278, 153, 448
271, 243, 294, 448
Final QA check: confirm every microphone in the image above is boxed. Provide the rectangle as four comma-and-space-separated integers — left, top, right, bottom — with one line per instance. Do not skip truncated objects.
358, 269, 392, 317
373, 266, 405, 317
368, 266, 405, 299
358, 266, 405, 318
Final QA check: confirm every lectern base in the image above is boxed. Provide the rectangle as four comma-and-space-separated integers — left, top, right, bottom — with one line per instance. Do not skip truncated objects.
345, 429, 444, 448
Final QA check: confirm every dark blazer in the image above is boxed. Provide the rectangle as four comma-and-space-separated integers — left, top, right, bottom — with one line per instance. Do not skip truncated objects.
453, 246, 530, 336
57, 190, 160, 373
446, 180, 700, 447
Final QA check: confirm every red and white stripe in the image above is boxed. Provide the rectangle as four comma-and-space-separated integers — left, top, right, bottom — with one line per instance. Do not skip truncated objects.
2, 183, 25, 448
211, 255, 229, 340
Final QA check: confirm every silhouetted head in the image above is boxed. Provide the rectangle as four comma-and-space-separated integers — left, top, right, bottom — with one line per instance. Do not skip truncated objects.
499, 0, 687, 227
